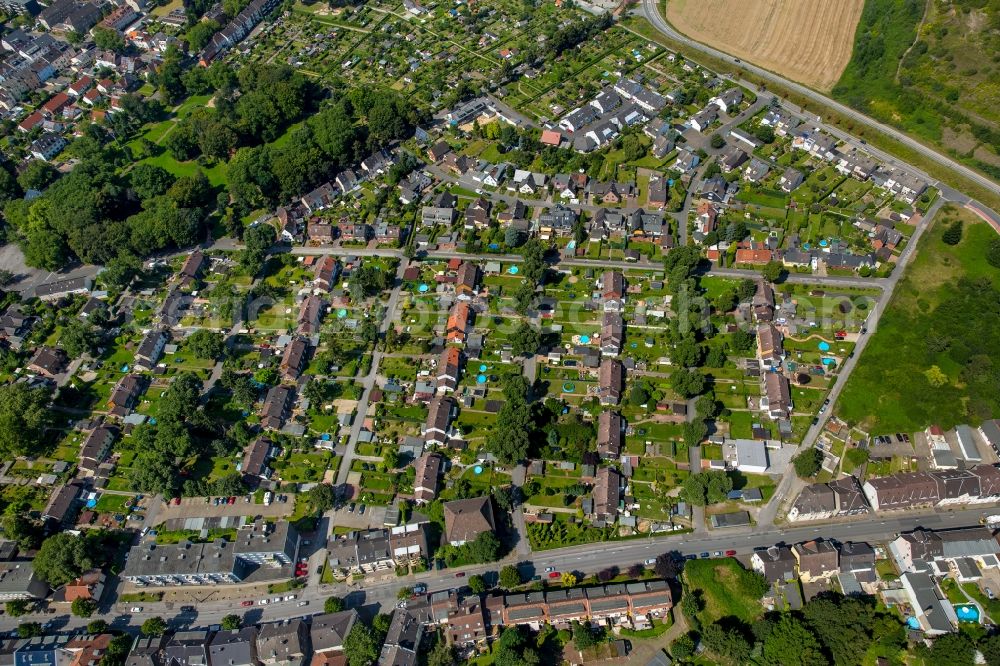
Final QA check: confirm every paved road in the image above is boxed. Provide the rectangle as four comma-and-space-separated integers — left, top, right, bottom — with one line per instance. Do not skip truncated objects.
334, 259, 410, 487
13, 507, 998, 634
755, 197, 944, 526
636, 0, 1000, 204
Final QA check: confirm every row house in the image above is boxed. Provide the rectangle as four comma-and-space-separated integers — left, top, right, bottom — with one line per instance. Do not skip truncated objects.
260, 385, 293, 431
326, 523, 432, 575
280, 337, 309, 381
497, 580, 672, 631
598, 359, 624, 406
862, 465, 1000, 511
890, 527, 1000, 574
436, 346, 462, 393
412, 452, 441, 503
596, 411, 623, 459
597, 271, 625, 313
600, 312, 623, 355
445, 302, 471, 343
788, 476, 870, 522
423, 396, 456, 447
760, 372, 791, 419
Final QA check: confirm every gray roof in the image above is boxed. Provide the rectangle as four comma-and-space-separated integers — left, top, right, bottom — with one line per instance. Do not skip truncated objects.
209, 628, 257, 666
310, 610, 358, 653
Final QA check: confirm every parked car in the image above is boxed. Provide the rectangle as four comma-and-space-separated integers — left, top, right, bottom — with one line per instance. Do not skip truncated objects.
700, 552, 710, 558
130, 607, 142, 612
455, 572, 466, 578
297, 601, 308, 607
548, 572, 561, 579
644, 559, 656, 566
241, 601, 253, 607
725, 550, 737, 557
544, 567, 554, 573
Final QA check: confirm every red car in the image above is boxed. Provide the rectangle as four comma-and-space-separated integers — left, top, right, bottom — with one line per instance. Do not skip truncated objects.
725, 550, 737, 557
455, 572, 466, 578
241, 600, 253, 607
548, 572, 561, 579
228, 497, 236, 505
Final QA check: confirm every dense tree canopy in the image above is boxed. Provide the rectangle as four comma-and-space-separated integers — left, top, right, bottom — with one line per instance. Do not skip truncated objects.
0, 383, 52, 458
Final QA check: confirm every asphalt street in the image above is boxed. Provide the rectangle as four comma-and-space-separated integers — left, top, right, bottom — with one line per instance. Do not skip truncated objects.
13, 507, 997, 635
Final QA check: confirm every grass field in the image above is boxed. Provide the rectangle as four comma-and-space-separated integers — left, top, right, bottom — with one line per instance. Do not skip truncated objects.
664, 0, 864, 90
683, 558, 764, 625
837, 204, 1000, 432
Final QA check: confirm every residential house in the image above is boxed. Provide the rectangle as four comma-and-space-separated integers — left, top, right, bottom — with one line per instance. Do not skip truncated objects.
443, 497, 495, 547
412, 453, 441, 504
179, 250, 206, 285
592, 467, 622, 523
108, 374, 144, 417
257, 620, 309, 666
600, 312, 623, 355
455, 262, 479, 299
708, 87, 743, 113
378, 609, 422, 666
280, 337, 309, 381
719, 145, 748, 173
30, 134, 66, 161
756, 324, 783, 367
751, 545, 797, 583
688, 106, 717, 132
297, 296, 324, 335
537, 205, 576, 238
209, 628, 258, 666
752, 279, 774, 322
597, 359, 623, 406
839, 541, 876, 583
788, 476, 869, 522
427, 141, 450, 162
423, 396, 456, 447
313, 257, 340, 291
744, 159, 770, 183
260, 386, 292, 431
134, 328, 168, 371
760, 372, 791, 419
78, 426, 115, 475
597, 271, 625, 313
445, 302, 471, 343
672, 148, 700, 173
27, 347, 67, 378
436, 346, 462, 393
647, 176, 668, 208
779, 168, 803, 193
43, 480, 84, 527
463, 198, 491, 230
307, 221, 335, 244
596, 411, 623, 460
310, 610, 358, 657
792, 540, 839, 582
240, 437, 274, 481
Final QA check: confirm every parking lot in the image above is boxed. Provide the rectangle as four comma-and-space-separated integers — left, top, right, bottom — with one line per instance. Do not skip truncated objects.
153, 495, 294, 524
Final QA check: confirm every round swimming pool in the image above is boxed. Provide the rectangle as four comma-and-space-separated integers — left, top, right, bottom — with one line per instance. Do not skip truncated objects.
818, 341, 831, 351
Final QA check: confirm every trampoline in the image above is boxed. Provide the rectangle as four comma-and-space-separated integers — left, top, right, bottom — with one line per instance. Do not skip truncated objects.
562, 382, 576, 392
817, 341, 831, 351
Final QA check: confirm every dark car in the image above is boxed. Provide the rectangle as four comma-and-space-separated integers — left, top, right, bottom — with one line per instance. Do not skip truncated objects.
180, 606, 196, 613
455, 572, 466, 578
700, 552, 710, 558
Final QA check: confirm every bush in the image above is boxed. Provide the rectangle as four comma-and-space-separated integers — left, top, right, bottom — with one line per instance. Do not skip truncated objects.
793, 448, 824, 478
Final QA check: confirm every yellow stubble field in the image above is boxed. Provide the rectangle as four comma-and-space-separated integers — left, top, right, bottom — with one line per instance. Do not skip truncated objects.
664, 0, 865, 91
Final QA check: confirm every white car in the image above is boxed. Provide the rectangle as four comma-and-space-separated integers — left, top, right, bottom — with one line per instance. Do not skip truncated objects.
544, 567, 554, 573
644, 558, 656, 566
259, 599, 269, 605
284, 595, 296, 601
131, 607, 142, 612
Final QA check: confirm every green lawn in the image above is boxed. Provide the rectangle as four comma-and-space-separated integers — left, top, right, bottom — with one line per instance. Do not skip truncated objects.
837, 205, 1000, 431
683, 558, 764, 625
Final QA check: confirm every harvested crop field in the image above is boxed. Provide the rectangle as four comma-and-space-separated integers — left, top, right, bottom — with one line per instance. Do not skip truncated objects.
664, 0, 865, 91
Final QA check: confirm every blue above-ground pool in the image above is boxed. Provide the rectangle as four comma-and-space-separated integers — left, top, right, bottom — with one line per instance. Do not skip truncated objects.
473, 465, 483, 475
508, 266, 519, 275
418, 283, 429, 293
802, 243, 811, 250
476, 374, 487, 384
818, 341, 831, 351
337, 308, 348, 318
320, 433, 331, 441
580, 335, 591, 344
86, 498, 97, 508
479, 364, 487, 372
906, 617, 920, 630
956, 604, 980, 623
819, 239, 829, 247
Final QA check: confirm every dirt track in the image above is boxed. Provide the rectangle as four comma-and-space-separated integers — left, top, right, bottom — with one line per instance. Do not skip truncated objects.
665, 0, 864, 91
